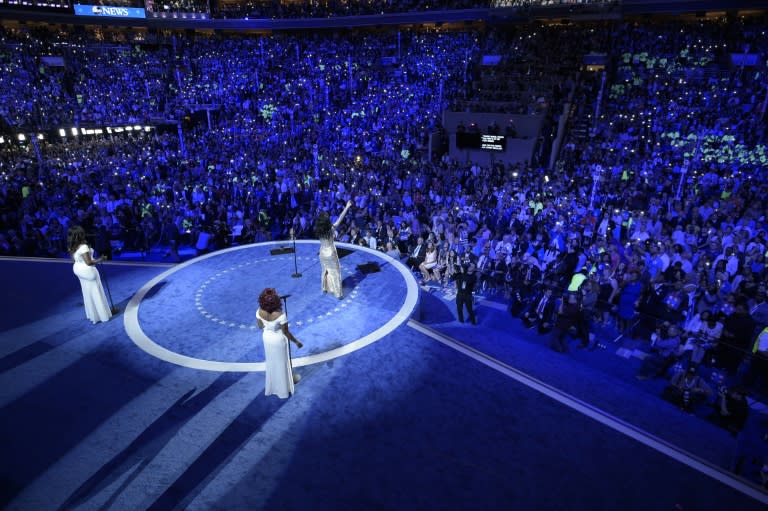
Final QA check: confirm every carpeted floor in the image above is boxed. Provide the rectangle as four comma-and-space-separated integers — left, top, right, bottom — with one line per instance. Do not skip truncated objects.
0, 242, 766, 511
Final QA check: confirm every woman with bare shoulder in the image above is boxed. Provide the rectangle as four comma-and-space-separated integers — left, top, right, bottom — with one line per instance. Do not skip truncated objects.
68, 225, 112, 324
257, 288, 303, 398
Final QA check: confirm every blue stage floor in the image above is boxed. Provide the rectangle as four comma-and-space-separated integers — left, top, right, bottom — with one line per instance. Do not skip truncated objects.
0, 242, 766, 511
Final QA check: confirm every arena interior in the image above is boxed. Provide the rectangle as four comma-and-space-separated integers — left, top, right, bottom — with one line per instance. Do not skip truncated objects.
1, 1, 768, 510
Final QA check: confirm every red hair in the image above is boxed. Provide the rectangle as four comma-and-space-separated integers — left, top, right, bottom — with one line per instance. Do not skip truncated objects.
258, 288, 282, 313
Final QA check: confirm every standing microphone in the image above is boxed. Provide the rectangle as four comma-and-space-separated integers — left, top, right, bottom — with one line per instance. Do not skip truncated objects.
279, 294, 292, 299
97, 254, 119, 315
290, 227, 302, 278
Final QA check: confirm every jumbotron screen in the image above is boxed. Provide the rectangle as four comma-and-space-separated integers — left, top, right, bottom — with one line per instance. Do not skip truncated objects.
456, 133, 507, 152
73, 0, 147, 18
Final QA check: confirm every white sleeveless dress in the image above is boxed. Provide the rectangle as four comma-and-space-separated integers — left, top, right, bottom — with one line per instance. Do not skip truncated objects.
261, 312, 294, 399
72, 244, 112, 324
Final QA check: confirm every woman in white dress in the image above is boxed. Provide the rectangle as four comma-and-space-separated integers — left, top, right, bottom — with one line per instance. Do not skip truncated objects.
256, 288, 303, 399
419, 242, 440, 282
314, 200, 353, 299
68, 225, 112, 324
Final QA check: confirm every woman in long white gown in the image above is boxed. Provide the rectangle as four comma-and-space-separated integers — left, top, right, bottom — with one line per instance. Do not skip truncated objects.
68, 225, 112, 324
256, 288, 303, 399
314, 200, 353, 299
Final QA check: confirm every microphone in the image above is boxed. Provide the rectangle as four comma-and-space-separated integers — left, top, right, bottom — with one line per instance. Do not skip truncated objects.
279, 294, 292, 299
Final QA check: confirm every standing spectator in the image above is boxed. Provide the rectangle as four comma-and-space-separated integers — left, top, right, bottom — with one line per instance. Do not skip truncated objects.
617, 271, 643, 338
455, 261, 477, 325
718, 302, 757, 374
637, 323, 683, 380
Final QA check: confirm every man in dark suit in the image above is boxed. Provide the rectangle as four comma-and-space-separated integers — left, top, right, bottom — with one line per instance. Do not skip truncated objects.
406, 236, 427, 270
475, 245, 493, 290
522, 285, 557, 334
455, 262, 477, 324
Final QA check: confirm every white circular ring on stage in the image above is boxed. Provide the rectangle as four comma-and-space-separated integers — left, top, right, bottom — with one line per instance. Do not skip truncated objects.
123, 241, 419, 372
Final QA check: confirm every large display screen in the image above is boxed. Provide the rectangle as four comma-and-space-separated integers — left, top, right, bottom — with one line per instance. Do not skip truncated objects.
456, 133, 507, 152
73, 0, 146, 18
0, 0, 69, 9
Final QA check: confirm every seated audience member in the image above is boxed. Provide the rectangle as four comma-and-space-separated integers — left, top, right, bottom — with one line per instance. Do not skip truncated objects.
406, 236, 427, 271
362, 230, 377, 250
637, 323, 684, 380
664, 365, 713, 412
487, 251, 508, 292
419, 241, 440, 282
383, 241, 402, 260
437, 248, 459, 285
681, 310, 722, 365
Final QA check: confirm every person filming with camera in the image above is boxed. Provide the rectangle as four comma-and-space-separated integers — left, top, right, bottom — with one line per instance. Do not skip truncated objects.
455, 261, 477, 325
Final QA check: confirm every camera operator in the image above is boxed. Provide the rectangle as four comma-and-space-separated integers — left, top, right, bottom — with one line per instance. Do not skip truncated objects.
710, 384, 749, 434
455, 261, 477, 325
666, 365, 713, 412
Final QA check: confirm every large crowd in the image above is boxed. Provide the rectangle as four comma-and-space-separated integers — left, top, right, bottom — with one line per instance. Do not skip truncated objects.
217, 0, 485, 19
1, 14, 767, 479
212, 0, 615, 20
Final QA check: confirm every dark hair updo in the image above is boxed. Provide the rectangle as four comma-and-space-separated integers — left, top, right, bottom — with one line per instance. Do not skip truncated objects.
258, 288, 282, 313
67, 225, 88, 255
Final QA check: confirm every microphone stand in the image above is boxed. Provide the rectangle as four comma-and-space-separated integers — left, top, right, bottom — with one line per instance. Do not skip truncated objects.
280, 293, 295, 381
99, 258, 119, 315
290, 229, 302, 278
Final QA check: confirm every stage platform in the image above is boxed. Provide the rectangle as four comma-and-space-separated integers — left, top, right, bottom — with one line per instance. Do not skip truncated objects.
124, 241, 419, 372
0, 243, 766, 511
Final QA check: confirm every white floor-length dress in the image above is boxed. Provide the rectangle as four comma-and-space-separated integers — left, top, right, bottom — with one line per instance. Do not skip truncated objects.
261, 313, 294, 399
72, 244, 112, 324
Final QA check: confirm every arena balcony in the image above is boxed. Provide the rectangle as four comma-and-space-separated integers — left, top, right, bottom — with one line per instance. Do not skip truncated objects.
3, 0, 763, 32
